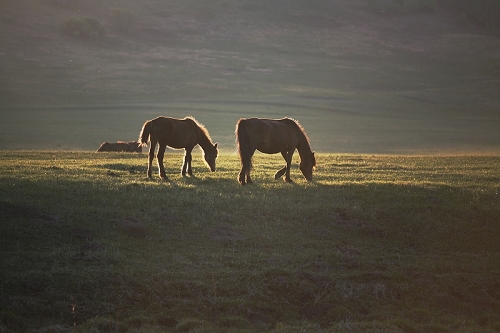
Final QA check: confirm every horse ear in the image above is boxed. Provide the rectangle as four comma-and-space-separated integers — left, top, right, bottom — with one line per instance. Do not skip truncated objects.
214, 143, 218, 148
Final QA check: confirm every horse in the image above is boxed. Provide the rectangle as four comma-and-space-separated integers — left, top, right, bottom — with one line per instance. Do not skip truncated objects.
235, 117, 316, 185
125, 141, 142, 153
96, 141, 142, 152
138, 116, 218, 179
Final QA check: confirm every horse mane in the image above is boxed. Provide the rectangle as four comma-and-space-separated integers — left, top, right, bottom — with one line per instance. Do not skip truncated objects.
186, 116, 213, 143
286, 118, 312, 151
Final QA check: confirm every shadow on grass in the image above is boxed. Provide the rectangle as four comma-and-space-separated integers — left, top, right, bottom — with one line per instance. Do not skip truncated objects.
1, 173, 500, 331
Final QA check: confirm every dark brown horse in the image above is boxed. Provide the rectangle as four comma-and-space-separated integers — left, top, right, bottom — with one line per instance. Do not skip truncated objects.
125, 141, 142, 153
97, 141, 142, 152
236, 117, 316, 185
138, 116, 218, 179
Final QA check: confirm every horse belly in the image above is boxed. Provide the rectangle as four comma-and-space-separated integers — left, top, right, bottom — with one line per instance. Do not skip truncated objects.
256, 141, 286, 154
167, 140, 190, 150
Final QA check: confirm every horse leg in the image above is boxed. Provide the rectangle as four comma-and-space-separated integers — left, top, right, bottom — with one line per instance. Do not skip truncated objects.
157, 144, 168, 179
182, 148, 193, 177
246, 170, 253, 184
238, 149, 255, 185
147, 139, 157, 178
276, 151, 293, 182
238, 167, 246, 185
284, 150, 294, 182
239, 168, 253, 185
274, 165, 287, 180
186, 148, 193, 176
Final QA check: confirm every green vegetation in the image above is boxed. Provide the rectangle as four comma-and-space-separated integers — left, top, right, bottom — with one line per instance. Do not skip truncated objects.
59, 17, 106, 41
1, 151, 499, 332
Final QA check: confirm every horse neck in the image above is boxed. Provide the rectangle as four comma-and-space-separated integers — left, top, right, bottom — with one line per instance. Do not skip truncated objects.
297, 135, 312, 160
197, 127, 213, 152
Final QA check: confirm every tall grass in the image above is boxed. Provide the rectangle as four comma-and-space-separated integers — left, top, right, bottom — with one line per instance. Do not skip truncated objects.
1, 151, 499, 332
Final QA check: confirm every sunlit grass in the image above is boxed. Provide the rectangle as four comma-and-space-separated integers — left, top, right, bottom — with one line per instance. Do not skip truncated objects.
0, 151, 499, 332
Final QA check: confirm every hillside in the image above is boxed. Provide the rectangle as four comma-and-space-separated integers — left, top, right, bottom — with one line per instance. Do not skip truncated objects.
1, 0, 500, 153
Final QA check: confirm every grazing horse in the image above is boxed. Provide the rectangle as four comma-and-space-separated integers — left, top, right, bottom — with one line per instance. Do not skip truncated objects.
125, 141, 142, 153
236, 117, 316, 185
138, 116, 218, 179
97, 141, 141, 152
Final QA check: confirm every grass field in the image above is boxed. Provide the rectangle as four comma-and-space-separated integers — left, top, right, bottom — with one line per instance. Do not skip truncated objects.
1, 151, 499, 332
1, 1, 500, 330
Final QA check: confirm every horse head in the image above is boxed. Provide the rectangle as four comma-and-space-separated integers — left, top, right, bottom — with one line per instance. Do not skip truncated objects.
300, 151, 316, 181
204, 142, 218, 172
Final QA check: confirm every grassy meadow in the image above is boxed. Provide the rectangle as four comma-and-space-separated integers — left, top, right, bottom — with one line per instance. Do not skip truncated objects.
1, 0, 500, 331
1, 151, 499, 332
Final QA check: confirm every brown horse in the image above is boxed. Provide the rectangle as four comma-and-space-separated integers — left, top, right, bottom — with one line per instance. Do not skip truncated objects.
236, 117, 316, 185
138, 116, 218, 179
97, 141, 141, 152
125, 141, 142, 152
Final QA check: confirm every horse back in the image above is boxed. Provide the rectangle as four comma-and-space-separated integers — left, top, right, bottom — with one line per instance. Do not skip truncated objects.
97, 141, 130, 152
239, 118, 301, 154
151, 116, 200, 149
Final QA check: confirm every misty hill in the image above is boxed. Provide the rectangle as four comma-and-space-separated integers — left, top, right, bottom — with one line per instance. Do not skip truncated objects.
1, 0, 500, 153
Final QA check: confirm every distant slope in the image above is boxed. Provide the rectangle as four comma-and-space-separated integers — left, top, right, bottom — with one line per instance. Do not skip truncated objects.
2, 0, 497, 108
1, 0, 500, 153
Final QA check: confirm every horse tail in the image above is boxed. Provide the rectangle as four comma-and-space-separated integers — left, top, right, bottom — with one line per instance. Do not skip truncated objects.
138, 120, 153, 146
236, 119, 252, 173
